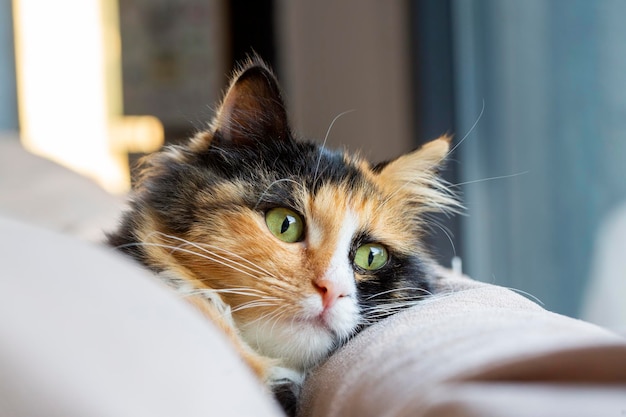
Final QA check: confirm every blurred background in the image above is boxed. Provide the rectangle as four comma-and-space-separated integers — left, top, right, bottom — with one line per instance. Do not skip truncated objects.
1, 0, 625, 328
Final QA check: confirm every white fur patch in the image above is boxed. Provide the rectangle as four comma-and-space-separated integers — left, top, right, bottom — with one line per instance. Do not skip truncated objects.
322, 209, 359, 298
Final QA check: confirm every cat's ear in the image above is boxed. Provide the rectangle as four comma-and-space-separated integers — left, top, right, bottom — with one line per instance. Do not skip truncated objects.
374, 136, 451, 200
375, 135, 461, 215
376, 135, 450, 180
211, 60, 290, 145
375, 135, 459, 212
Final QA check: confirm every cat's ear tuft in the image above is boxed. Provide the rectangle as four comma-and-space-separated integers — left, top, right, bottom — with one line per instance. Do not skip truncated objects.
375, 135, 460, 213
211, 59, 291, 146
376, 135, 451, 180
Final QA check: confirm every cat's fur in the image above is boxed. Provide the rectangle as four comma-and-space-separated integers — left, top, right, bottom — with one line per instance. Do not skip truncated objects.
107, 57, 459, 413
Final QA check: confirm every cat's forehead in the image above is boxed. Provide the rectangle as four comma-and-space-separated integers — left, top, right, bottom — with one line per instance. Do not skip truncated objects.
300, 178, 416, 250
202, 140, 407, 223
274, 148, 383, 214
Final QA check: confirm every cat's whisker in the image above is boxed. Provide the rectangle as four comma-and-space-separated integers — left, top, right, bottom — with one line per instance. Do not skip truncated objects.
422, 289, 473, 303
360, 307, 419, 322
450, 171, 530, 188
503, 286, 545, 306
153, 232, 279, 279
266, 282, 300, 298
362, 286, 433, 301
360, 296, 431, 307
231, 301, 281, 313
208, 290, 280, 303
256, 305, 290, 339
197, 244, 280, 280
422, 216, 457, 257
267, 310, 290, 332
189, 243, 279, 280
126, 241, 273, 282
209, 287, 274, 297
246, 305, 289, 328
361, 301, 423, 314
361, 300, 426, 313
187, 287, 270, 300
359, 295, 434, 324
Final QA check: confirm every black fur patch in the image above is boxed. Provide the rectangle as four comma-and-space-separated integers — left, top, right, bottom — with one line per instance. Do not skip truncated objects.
356, 250, 432, 323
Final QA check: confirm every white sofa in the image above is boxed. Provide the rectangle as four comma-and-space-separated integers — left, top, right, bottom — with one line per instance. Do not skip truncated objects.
2, 136, 625, 417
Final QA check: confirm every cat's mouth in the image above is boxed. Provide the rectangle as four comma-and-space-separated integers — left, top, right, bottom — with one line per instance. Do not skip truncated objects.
297, 295, 361, 340
295, 312, 335, 332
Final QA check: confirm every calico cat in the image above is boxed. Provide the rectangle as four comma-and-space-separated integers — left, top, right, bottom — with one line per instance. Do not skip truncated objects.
107, 57, 459, 414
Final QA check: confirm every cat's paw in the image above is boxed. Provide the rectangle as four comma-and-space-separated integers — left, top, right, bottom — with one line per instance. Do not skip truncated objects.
268, 367, 305, 417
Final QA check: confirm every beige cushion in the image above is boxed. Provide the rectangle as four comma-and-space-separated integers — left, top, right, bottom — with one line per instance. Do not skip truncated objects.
299, 270, 626, 417
0, 217, 281, 417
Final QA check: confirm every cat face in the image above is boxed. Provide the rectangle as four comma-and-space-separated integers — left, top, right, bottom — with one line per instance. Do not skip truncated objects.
109, 59, 458, 370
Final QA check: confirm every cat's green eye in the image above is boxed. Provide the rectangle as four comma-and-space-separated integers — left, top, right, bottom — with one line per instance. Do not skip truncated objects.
354, 243, 388, 271
265, 208, 304, 243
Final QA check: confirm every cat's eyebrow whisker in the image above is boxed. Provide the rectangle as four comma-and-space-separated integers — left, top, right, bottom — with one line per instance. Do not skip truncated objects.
313, 109, 356, 188
445, 98, 485, 159
253, 178, 305, 211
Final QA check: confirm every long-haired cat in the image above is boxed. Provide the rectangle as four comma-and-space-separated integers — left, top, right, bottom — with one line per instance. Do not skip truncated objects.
107, 57, 459, 415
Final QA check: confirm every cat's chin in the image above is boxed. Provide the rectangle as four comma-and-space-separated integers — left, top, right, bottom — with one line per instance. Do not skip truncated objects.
242, 322, 335, 370
240, 308, 359, 370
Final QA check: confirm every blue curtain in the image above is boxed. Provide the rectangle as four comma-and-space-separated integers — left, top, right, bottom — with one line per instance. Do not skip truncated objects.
0, 0, 18, 132
451, 0, 626, 317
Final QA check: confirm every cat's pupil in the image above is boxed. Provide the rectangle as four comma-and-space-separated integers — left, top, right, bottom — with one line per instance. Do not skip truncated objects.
280, 217, 292, 234
368, 250, 375, 267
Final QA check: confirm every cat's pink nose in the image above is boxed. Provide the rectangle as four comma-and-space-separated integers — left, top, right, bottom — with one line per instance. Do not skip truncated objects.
313, 278, 349, 310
